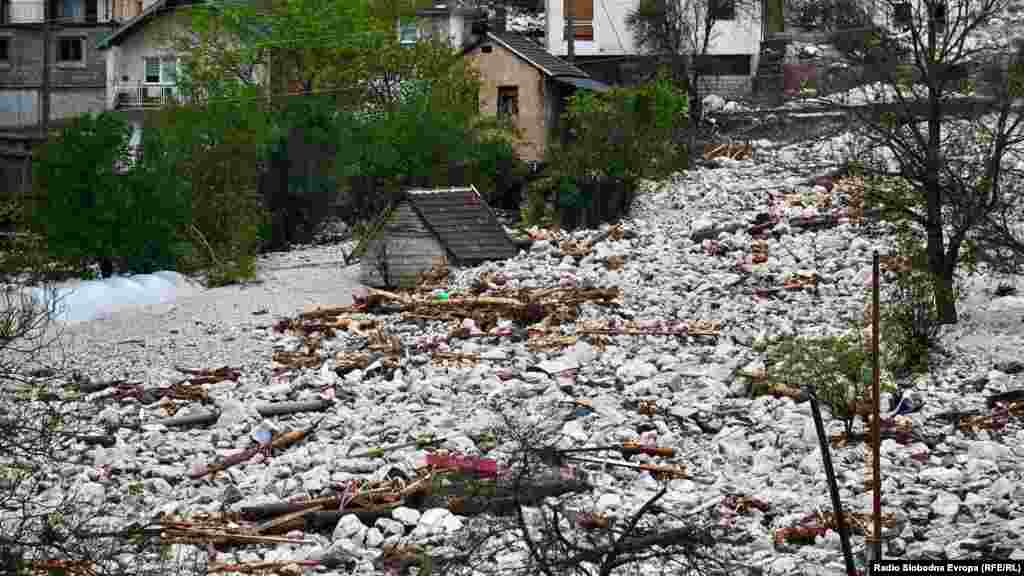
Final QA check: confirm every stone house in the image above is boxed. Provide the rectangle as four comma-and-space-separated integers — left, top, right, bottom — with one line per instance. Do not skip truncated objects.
410, 3, 609, 163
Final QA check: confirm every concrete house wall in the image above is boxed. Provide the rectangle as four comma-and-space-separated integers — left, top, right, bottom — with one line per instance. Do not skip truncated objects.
544, 0, 763, 97
0, 27, 112, 127
465, 41, 553, 162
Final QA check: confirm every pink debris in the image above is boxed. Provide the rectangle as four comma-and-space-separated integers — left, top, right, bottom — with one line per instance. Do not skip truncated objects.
351, 287, 369, 306
426, 453, 503, 479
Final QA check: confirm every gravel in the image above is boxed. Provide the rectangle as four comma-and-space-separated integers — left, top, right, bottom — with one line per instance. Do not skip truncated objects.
27, 243, 359, 382
5, 140, 1024, 575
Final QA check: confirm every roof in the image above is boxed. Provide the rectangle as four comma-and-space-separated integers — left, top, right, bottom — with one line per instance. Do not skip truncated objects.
97, 0, 201, 49
484, 31, 589, 78
403, 186, 518, 264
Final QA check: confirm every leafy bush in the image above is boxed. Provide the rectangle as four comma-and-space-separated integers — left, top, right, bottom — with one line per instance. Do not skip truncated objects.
878, 227, 955, 375
560, 76, 688, 183
765, 331, 872, 435
29, 113, 192, 277
531, 77, 687, 227
260, 96, 342, 251
338, 75, 522, 218
147, 98, 270, 284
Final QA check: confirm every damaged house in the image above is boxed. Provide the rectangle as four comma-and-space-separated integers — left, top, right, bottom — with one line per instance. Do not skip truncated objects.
360, 187, 519, 288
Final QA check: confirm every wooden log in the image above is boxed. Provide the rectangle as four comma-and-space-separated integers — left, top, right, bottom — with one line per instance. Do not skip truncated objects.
157, 410, 220, 428
254, 400, 332, 417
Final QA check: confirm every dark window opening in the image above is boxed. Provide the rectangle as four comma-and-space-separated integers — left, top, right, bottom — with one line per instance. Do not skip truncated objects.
709, 0, 736, 21
482, 44, 493, 53
931, 1, 947, 29
497, 86, 518, 121
893, 2, 912, 28
0, 38, 9, 62
694, 54, 751, 76
57, 37, 84, 63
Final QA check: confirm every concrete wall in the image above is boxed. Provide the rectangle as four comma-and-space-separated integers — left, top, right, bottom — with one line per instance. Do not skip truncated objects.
696, 74, 753, 98
545, 0, 762, 58
0, 27, 111, 127
467, 41, 552, 162
0, 27, 110, 86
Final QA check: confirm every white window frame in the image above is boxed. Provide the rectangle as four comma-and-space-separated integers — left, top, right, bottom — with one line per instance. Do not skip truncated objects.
399, 22, 418, 45
143, 56, 178, 84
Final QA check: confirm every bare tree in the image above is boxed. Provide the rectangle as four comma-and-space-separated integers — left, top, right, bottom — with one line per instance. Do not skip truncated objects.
827, 0, 1024, 323
433, 411, 734, 576
0, 283, 204, 575
625, 0, 759, 154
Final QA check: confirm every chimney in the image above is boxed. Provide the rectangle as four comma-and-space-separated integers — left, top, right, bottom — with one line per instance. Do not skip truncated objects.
494, 3, 506, 33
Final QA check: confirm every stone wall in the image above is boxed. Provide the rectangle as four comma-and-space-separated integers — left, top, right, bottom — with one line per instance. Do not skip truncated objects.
695, 75, 753, 99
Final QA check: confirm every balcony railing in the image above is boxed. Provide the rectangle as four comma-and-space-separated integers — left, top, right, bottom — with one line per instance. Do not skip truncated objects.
113, 82, 192, 109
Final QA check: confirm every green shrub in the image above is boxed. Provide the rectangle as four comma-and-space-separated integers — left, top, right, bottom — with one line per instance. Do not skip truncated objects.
29, 112, 191, 277
879, 227, 953, 375
148, 99, 269, 283
765, 331, 871, 435
535, 76, 688, 229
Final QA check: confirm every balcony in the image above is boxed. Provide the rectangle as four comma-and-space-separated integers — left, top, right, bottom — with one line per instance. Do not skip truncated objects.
113, 82, 189, 109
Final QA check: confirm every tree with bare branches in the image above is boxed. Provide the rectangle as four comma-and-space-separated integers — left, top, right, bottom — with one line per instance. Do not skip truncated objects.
827, 0, 1024, 323
625, 0, 759, 153
0, 284, 203, 575
433, 411, 732, 576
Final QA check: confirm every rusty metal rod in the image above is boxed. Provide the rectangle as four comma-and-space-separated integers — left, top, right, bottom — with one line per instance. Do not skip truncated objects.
870, 250, 883, 566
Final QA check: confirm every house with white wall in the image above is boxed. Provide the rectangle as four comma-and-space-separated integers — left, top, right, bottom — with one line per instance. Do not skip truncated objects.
543, 0, 766, 95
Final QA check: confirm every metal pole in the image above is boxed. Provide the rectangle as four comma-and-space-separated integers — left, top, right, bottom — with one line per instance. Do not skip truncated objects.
809, 392, 858, 576
41, 0, 52, 135
868, 250, 883, 569
565, 0, 574, 62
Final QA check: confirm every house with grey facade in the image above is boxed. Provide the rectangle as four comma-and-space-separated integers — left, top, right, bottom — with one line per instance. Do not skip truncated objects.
0, 0, 159, 128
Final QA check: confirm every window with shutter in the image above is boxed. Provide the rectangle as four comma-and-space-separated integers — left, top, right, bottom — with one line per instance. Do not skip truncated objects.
563, 0, 593, 41
145, 57, 160, 83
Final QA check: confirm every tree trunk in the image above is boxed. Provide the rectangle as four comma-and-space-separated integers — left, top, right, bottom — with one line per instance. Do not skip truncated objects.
925, 20, 956, 325
687, 71, 702, 161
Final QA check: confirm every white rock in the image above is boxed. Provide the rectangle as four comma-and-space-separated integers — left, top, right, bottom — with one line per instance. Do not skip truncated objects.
332, 513, 366, 542
991, 476, 1015, 499
375, 517, 405, 537
364, 527, 384, 548
392, 506, 421, 526
417, 507, 450, 529
702, 94, 726, 113
770, 556, 798, 574
752, 446, 779, 475
919, 467, 962, 484
967, 440, 1011, 461
930, 492, 961, 518
596, 493, 622, 511
442, 514, 464, 533
799, 451, 821, 475
616, 360, 657, 383
561, 420, 589, 443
